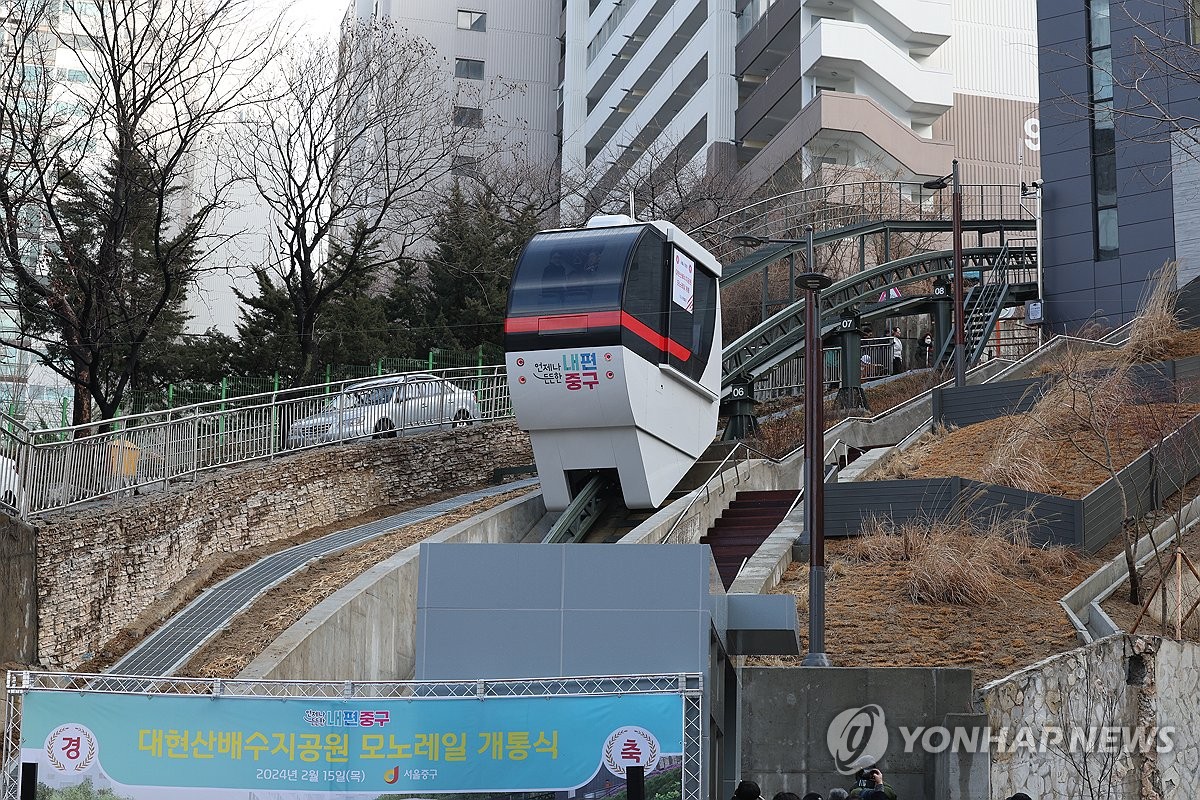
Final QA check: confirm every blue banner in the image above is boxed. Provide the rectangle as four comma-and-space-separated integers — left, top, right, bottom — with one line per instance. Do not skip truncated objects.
20, 690, 684, 799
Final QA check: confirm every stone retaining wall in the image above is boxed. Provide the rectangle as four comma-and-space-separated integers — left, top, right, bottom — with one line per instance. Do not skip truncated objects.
32, 423, 532, 669
978, 634, 1200, 800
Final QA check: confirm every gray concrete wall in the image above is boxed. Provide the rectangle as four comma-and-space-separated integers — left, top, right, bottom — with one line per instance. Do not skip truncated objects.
740, 666, 975, 799
414, 543, 722, 680
0, 513, 36, 664
238, 491, 546, 682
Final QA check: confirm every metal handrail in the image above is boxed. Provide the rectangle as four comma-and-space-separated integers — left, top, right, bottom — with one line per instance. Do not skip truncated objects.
691, 181, 1034, 269
664, 441, 787, 540
8, 364, 515, 517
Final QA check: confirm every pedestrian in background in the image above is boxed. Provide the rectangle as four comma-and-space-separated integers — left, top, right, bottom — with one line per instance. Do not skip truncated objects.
890, 327, 904, 375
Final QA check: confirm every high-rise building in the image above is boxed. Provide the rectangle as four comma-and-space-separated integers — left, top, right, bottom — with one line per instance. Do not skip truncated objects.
352, 0, 559, 167
1037, 0, 1200, 331
563, 0, 1041, 205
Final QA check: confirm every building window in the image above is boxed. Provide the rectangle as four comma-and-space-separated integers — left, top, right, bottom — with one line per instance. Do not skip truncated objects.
457, 11, 486, 32
1087, 0, 1119, 260
454, 58, 484, 80
451, 154, 481, 177
453, 106, 483, 128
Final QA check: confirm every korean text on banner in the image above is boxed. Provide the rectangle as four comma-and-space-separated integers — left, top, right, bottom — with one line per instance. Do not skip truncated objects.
19, 689, 685, 799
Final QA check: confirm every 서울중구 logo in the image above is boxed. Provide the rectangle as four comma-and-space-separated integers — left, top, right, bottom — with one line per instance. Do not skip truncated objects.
827, 705, 889, 775
44, 723, 98, 774
602, 726, 661, 777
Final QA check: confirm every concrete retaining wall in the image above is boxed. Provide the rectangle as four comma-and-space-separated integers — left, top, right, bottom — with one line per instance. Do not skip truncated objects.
32, 423, 532, 669
740, 666, 975, 799
239, 491, 546, 681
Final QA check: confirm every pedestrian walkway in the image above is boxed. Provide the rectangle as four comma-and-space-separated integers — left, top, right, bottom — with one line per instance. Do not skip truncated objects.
108, 478, 540, 676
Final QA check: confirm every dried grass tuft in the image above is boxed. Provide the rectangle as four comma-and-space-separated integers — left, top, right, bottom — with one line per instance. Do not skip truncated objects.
838, 513, 1079, 606
906, 541, 998, 605
1127, 260, 1182, 363
843, 516, 903, 562
979, 415, 1055, 493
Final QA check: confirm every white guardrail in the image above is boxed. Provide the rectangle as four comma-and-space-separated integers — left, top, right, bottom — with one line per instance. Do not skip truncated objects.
0, 366, 513, 518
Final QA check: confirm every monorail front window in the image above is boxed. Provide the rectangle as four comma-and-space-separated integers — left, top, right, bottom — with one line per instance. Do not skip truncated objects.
507, 227, 641, 316
506, 223, 717, 380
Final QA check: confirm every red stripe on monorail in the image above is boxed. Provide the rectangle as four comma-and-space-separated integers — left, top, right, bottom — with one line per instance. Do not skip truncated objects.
505, 312, 691, 362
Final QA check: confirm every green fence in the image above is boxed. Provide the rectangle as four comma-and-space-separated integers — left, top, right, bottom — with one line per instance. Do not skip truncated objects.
123, 345, 502, 415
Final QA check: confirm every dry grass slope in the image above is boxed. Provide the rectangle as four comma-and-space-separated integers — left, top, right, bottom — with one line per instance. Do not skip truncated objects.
843, 514, 1081, 606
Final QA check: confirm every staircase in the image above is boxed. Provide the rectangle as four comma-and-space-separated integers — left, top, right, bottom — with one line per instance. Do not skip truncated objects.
701, 489, 800, 589
935, 246, 1012, 370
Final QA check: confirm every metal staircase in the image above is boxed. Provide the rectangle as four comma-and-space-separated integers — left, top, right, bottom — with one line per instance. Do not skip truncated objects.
933, 245, 1013, 370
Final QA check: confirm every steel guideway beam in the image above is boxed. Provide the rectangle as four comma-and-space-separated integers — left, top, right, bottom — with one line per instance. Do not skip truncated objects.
719, 246, 1037, 393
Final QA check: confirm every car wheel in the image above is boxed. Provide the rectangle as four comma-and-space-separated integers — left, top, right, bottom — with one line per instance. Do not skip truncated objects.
452, 409, 474, 428
372, 418, 396, 439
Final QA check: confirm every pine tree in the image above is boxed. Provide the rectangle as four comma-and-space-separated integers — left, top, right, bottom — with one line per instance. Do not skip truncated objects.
414, 181, 541, 353
21, 154, 196, 421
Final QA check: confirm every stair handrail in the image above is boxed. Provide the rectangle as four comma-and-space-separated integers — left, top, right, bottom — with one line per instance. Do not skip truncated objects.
665, 441, 787, 540
964, 244, 1012, 366
690, 180, 1032, 254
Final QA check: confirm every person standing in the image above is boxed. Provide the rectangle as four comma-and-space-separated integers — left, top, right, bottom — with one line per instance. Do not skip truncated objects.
848, 766, 896, 800
890, 328, 904, 375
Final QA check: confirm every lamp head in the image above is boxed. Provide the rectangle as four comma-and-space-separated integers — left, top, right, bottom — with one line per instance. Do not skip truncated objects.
731, 234, 768, 248
922, 175, 950, 190
795, 272, 833, 292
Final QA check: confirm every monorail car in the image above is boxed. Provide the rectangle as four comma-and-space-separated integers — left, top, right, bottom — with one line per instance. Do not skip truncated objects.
504, 214, 722, 511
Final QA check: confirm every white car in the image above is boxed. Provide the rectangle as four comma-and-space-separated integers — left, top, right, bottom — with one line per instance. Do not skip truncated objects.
0, 454, 23, 514
286, 375, 481, 448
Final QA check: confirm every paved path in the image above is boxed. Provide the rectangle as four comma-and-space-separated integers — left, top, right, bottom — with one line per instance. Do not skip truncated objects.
108, 478, 539, 676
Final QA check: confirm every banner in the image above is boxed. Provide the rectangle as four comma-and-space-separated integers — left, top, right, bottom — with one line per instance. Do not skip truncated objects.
19, 689, 685, 800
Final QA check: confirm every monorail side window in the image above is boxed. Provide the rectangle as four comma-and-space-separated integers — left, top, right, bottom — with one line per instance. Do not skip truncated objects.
667, 247, 717, 381
622, 230, 669, 360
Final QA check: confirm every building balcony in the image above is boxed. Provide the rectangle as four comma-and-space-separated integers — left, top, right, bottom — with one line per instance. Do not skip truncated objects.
801, 18, 952, 118
736, 90, 954, 190
807, 0, 950, 54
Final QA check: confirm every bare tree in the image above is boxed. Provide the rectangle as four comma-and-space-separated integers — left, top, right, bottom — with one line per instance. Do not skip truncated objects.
568, 135, 755, 231
0, 0, 280, 425
236, 20, 498, 382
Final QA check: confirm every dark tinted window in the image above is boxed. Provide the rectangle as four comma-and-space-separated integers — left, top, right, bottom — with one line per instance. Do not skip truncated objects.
622, 231, 668, 334
453, 106, 483, 127
455, 58, 484, 80
507, 227, 642, 316
667, 248, 718, 380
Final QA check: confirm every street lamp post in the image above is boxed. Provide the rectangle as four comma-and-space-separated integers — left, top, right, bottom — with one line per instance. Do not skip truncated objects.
795, 226, 833, 667
731, 226, 833, 665
923, 159, 965, 387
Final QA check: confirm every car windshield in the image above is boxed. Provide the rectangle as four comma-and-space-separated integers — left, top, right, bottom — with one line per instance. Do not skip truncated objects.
342, 385, 396, 408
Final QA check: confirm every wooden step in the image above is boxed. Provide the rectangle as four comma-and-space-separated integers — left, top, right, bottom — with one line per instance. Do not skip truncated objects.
735, 490, 801, 502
